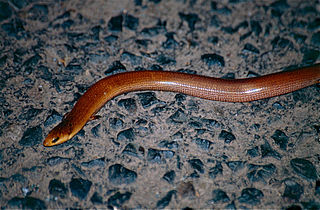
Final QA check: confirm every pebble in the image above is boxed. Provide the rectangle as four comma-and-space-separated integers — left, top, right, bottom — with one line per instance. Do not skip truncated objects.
156, 190, 176, 209
247, 163, 276, 183
162, 170, 175, 184
118, 98, 137, 112
238, 188, 264, 205
290, 158, 318, 180
90, 192, 103, 204
69, 177, 92, 200
218, 130, 236, 144
271, 129, 289, 150
208, 161, 223, 179
201, 53, 225, 67
48, 179, 68, 198
117, 128, 135, 142
108, 164, 137, 185
188, 158, 204, 174
107, 191, 132, 208
147, 148, 175, 164
178, 13, 200, 31
209, 189, 230, 204
19, 125, 43, 147
282, 178, 303, 201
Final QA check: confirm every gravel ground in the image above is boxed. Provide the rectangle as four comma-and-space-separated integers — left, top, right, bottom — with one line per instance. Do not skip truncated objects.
0, 0, 320, 209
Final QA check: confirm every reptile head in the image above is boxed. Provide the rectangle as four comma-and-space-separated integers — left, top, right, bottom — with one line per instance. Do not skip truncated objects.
43, 121, 73, 147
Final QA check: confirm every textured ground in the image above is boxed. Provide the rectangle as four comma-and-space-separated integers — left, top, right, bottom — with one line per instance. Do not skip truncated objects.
0, 0, 320, 209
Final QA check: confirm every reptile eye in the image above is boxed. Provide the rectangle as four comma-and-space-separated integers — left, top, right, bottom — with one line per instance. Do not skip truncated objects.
52, 137, 60, 143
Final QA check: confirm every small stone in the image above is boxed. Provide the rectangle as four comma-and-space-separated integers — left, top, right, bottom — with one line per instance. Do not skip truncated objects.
108, 164, 137, 185
69, 178, 92, 200
290, 158, 317, 180
238, 188, 264, 205
19, 125, 42, 147
48, 179, 68, 198
107, 191, 132, 207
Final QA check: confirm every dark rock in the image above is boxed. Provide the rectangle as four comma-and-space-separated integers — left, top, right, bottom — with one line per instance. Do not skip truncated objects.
124, 14, 139, 30
136, 39, 152, 48
209, 189, 230, 204
286, 205, 302, 210
162, 32, 179, 49
316, 180, 320, 195
209, 161, 223, 179
156, 190, 176, 209
109, 117, 124, 130
117, 128, 135, 142
91, 192, 103, 204
104, 34, 118, 44
0, 2, 12, 21
104, 61, 126, 75
290, 158, 318, 180
282, 178, 303, 201
238, 188, 264, 205
178, 13, 200, 31
218, 130, 236, 143
48, 179, 68, 198
19, 106, 42, 121
163, 170, 175, 184
90, 25, 101, 41
141, 20, 166, 37
137, 92, 160, 108
120, 51, 142, 65
108, 164, 137, 185
122, 143, 139, 157
19, 125, 42, 147
108, 14, 123, 32
108, 191, 132, 208
69, 178, 92, 200
301, 200, 320, 209
91, 124, 101, 138
208, 36, 219, 45
147, 148, 175, 164
271, 36, 293, 50
302, 49, 319, 64
250, 20, 262, 36
10, 0, 29, 9
7, 196, 46, 209
226, 161, 246, 172
211, 1, 231, 15
118, 98, 137, 112
28, 4, 49, 22
158, 140, 179, 149
247, 146, 260, 157
169, 108, 187, 124
156, 54, 176, 65
210, 15, 221, 28
271, 130, 289, 150
247, 163, 276, 183
261, 140, 282, 160
188, 159, 204, 174
242, 43, 260, 54
193, 138, 212, 151
201, 53, 225, 67
311, 31, 320, 47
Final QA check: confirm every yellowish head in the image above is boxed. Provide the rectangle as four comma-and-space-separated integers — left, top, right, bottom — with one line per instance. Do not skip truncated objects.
43, 121, 73, 147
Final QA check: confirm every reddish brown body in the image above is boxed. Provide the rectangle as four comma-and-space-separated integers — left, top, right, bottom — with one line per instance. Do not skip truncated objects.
44, 64, 320, 146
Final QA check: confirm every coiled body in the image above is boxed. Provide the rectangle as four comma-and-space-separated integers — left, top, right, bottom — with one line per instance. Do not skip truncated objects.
44, 64, 320, 146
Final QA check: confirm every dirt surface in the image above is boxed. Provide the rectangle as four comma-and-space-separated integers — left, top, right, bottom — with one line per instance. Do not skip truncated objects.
1, 0, 320, 209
